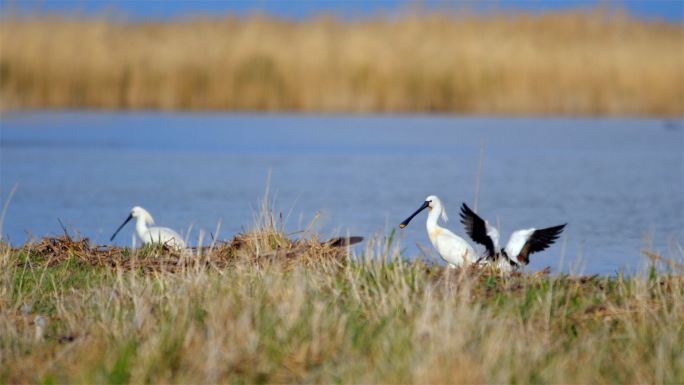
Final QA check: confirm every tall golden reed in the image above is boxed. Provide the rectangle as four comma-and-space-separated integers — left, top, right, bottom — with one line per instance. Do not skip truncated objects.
1, 8, 682, 115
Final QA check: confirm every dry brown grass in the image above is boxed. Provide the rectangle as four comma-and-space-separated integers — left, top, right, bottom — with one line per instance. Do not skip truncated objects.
3, 230, 684, 384
1, 8, 682, 115
2, 199, 684, 385
16, 232, 362, 274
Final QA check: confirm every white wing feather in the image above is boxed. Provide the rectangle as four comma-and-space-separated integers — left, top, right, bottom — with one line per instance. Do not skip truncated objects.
485, 221, 500, 251
504, 228, 535, 258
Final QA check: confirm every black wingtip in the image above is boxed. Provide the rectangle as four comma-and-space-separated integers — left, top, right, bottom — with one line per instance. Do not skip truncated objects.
459, 202, 474, 225
549, 223, 567, 235
326, 236, 364, 247
525, 223, 567, 256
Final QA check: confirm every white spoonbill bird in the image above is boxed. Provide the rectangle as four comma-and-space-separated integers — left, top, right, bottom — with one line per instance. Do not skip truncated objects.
459, 203, 566, 271
110, 206, 186, 250
400, 195, 478, 268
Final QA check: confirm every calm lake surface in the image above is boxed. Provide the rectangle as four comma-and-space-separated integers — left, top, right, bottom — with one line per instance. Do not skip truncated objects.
1, 111, 682, 275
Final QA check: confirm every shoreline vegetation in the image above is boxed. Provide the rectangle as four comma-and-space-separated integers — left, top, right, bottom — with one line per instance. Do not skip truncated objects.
2, 200, 684, 384
1, 8, 683, 116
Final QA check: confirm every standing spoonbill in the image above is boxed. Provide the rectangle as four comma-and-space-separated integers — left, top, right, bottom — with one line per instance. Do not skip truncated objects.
399, 195, 478, 268
459, 203, 566, 271
110, 206, 186, 250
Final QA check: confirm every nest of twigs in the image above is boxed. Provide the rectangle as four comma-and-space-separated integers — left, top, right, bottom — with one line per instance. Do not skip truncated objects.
14, 231, 365, 274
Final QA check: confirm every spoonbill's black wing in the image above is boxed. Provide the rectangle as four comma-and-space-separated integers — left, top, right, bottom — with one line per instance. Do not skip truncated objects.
505, 223, 566, 265
459, 203, 498, 258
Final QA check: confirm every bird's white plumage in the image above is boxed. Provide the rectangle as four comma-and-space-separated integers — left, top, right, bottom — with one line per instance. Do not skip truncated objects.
112, 206, 186, 250
504, 228, 536, 259
459, 202, 566, 271
431, 229, 477, 268
403, 195, 477, 268
485, 221, 500, 251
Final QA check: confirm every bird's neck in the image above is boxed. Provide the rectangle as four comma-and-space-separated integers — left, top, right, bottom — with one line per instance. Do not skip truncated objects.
135, 216, 149, 237
426, 209, 443, 241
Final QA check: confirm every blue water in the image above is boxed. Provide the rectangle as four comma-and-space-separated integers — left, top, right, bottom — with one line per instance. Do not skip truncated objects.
1, 111, 682, 275
4, 1, 682, 22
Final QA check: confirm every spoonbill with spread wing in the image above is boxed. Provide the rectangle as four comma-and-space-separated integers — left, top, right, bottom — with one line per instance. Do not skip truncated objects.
459, 203, 566, 271
399, 195, 478, 268
110, 206, 186, 250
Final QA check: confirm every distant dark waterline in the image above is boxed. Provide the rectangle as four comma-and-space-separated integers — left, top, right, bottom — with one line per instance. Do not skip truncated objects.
1, 111, 682, 275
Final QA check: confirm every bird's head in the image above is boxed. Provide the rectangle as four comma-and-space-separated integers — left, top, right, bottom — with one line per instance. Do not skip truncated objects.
400, 195, 447, 229
425, 195, 448, 222
131, 206, 155, 225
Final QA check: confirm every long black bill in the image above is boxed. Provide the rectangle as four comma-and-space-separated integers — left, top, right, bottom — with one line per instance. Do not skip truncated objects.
110, 213, 133, 241
399, 201, 430, 228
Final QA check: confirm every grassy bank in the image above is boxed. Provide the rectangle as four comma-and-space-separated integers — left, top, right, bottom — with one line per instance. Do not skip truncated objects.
1, 8, 682, 115
2, 224, 683, 383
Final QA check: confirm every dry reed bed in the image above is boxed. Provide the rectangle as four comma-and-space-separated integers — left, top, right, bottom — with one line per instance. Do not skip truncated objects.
2, 230, 684, 383
15, 233, 361, 273
1, 9, 682, 115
